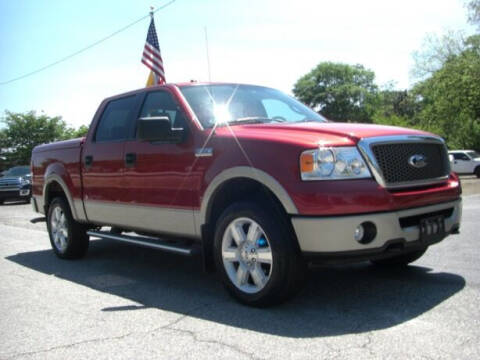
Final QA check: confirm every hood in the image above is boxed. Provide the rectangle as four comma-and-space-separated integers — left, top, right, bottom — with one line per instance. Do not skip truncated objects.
213, 121, 435, 148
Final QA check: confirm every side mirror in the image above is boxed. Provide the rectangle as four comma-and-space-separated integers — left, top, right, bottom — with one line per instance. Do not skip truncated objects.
137, 116, 185, 143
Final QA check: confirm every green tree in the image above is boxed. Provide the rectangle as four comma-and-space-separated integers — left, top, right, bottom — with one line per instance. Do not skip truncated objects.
372, 86, 420, 129
377, 86, 419, 119
0, 111, 87, 168
293, 62, 379, 123
411, 30, 467, 80
467, 0, 480, 28
64, 124, 89, 138
412, 35, 480, 150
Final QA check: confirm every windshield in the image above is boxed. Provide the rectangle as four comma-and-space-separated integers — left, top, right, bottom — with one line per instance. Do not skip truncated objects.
3, 166, 30, 177
179, 84, 326, 128
466, 151, 480, 159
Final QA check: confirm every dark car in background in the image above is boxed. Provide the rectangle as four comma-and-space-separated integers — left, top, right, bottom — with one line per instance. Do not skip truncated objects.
0, 166, 32, 204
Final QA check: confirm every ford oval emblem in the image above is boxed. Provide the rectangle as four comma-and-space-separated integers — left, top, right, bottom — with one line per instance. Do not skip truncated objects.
408, 154, 427, 168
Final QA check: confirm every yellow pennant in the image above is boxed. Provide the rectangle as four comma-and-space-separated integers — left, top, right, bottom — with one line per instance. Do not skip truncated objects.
146, 71, 155, 87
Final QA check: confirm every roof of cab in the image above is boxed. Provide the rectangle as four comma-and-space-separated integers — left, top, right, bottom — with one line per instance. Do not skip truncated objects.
102, 81, 266, 102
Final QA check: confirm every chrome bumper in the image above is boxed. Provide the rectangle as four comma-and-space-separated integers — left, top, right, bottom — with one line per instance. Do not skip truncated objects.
291, 199, 462, 253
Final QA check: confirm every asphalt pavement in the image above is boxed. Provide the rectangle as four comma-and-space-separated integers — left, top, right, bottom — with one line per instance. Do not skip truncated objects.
0, 194, 479, 359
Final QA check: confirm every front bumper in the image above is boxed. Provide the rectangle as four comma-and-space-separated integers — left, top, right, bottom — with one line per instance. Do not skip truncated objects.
0, 186, 31, 201
291, 199, 462, 260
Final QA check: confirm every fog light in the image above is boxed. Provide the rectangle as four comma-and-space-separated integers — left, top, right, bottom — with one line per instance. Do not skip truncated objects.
355, 221, 377, 244
354, 224, 365, 242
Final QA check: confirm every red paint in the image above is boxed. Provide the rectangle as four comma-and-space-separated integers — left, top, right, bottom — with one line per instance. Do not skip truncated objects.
31, 83, 461, 222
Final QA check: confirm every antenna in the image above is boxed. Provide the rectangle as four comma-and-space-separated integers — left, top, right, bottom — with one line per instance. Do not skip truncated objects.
204, 26, 212, 81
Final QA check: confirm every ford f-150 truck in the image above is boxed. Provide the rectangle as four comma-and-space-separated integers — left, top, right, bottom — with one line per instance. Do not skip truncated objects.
31, 83, 462, 306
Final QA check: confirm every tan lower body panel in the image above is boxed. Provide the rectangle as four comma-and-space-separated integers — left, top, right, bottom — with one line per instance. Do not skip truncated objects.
84, 200, 199, 238
291, 199, 462, 253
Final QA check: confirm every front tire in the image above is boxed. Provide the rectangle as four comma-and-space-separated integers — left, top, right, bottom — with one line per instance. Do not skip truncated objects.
371, 248, 427, 267
214, 201, 305, 307
47, 197, 89, 259
475, 166, 480, 178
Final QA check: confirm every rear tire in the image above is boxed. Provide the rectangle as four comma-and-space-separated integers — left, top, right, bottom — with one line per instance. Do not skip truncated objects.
214, 201, 305, 307
371, 248, 427, 267
47, 197, 89, 259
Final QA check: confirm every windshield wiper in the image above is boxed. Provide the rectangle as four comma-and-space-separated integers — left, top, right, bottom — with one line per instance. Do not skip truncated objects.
294, 119, 327, 123
214, 116, 287, 127
237, 116, 287, 123
227, 116, 286, 125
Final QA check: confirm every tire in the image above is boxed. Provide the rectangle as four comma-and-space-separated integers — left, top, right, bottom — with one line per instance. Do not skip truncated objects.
214, 201, 305, 307
371, 248, 427, 267
475, 166, 480, 178
47, 197, 89, 259
0, 199, 3, 205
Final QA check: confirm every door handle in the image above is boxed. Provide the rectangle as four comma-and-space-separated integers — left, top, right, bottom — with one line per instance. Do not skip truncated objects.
125, 153, 136, 167
85, 155, 93, 168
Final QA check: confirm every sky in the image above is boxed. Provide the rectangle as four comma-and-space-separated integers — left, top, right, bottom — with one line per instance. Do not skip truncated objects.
0, 0, 475, 129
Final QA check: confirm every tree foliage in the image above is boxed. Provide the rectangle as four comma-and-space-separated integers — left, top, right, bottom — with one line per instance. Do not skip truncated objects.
467, 0, 480, 29
65, 124, 89, 139
411, 31, 466, 80
0, 111, 88, 169
412, 35, 480, 149
374, 34, 480, 150
293, 62, 379, 123
372, 87, 420, 129
292, 34, 480, 151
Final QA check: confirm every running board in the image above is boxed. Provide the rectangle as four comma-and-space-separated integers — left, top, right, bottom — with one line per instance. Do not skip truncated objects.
86, 230, 198, 256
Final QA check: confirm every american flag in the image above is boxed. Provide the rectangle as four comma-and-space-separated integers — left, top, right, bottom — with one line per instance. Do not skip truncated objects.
141, 16, 166, 85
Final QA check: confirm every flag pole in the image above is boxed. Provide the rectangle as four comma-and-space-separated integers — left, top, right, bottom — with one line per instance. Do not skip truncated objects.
143, 4, 167, 86
147, 6, 157, 86
149, 5, 154, 19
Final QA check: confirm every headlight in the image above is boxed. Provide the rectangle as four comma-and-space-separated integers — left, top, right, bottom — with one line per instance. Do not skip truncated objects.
19, 177, 31, 185
300, 146, 371, 180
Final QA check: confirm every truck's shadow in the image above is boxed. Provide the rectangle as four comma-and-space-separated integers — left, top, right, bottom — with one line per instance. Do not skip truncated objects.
6, 239, 465, 338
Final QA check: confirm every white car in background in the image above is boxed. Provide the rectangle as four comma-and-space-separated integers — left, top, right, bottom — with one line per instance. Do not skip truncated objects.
448, 150, 480, 178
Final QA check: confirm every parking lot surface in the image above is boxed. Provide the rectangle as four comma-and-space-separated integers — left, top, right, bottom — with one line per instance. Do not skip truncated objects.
1, 194, 479, 359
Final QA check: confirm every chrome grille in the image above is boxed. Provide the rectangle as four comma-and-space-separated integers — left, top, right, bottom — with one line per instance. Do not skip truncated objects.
358, 136, 450, 189
0, 179, 20, 188
372, 143, 449, 185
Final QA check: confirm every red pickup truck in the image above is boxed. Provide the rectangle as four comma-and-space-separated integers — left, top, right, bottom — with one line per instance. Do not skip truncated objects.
31, 83, 462, 306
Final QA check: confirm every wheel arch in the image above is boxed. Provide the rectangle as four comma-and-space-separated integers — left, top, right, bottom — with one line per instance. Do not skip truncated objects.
43, 175, 80, 221
198, 167, 298, 231
197, 167, 299, 272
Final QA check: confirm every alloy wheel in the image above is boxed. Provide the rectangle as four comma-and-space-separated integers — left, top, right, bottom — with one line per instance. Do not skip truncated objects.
221, 217, 273, 294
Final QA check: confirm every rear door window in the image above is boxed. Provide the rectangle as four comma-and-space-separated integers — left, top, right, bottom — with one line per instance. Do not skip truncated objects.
95, 96, 137, 142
